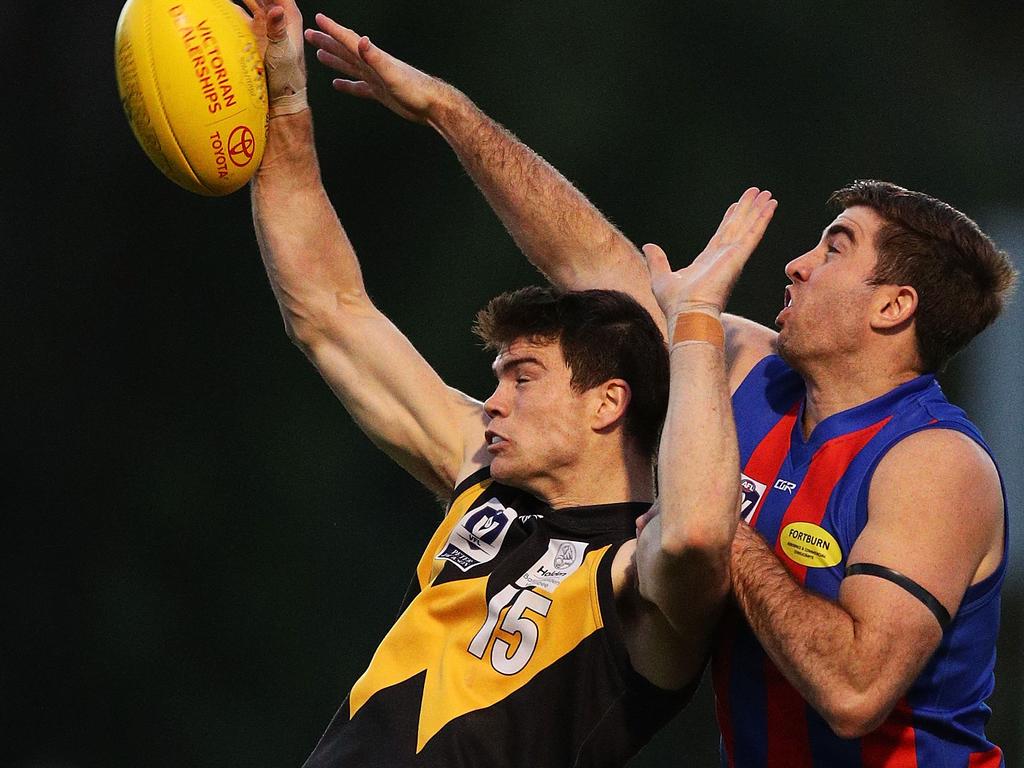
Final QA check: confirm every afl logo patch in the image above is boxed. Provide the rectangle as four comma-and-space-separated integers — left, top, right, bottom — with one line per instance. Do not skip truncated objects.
437, 497, 518, 572
740, 473, 768, 522
780, 522, 843, 568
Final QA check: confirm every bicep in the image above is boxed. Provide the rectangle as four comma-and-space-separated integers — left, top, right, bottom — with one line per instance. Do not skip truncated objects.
835, 429, 1004, 696
835, 569, 943, 702
849, 428, 1003, 620
307, 304, 489, 497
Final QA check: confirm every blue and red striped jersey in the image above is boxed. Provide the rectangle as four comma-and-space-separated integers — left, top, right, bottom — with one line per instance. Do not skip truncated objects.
717, 355, 1007, 768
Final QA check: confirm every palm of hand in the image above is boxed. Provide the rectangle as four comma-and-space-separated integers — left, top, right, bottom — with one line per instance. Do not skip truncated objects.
645, 188, 777, 316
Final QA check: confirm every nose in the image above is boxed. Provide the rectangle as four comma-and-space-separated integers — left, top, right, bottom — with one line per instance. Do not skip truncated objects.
483, 383, 508, 419
785, 247, 819, 284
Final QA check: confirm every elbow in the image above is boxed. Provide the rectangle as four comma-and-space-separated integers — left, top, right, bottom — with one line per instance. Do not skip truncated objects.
820, 692, 892, 740
656, 483, 740, 560
281, 290, 375, 351
282, 314, 324, 357
657, 508, 737, 562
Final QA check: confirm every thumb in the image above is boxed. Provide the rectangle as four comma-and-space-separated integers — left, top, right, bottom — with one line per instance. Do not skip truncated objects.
641, 242, 671, 278
265, 4, 287, 42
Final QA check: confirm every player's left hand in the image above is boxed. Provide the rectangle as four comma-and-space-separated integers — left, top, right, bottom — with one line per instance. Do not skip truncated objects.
643, 188, 777, 319
304, 13, 452, 125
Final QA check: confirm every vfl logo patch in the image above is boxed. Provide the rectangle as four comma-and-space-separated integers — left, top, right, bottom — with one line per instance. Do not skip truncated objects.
740, 473, 768, 522
437, 497, 517, 572
516, 539, 588, 592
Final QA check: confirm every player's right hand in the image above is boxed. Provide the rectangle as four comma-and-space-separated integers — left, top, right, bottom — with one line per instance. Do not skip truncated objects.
643, 188, 777, 319
304, 13, 452, 125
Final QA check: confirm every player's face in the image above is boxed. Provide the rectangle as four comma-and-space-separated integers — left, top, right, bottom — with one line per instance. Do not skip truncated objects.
776, 206, 885, 366
483, 338, 593, 495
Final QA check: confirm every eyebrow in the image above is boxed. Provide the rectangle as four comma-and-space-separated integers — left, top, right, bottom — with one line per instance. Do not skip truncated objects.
493, 355, 546, 377
825, 223, 857, 244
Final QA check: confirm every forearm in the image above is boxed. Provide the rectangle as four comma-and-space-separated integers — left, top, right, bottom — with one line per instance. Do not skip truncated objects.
658, 337, 738, 554
251, 111, 370, 346
731, 523, 904, 737
250, 112, 475, 493
636, 328, 737, 623
426, 90, 655, 302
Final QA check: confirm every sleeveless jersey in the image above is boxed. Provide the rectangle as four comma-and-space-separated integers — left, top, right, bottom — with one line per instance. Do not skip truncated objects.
303, 467, 692, 768
715, 355, 1007, 768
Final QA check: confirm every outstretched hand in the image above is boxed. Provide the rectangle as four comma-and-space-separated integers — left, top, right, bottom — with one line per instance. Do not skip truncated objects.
643, 188, 777, 319
304, 13, 451, 124
238, 0, 307, 112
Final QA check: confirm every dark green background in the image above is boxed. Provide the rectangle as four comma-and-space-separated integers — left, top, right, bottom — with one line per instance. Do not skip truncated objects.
5, 1, 1021, 765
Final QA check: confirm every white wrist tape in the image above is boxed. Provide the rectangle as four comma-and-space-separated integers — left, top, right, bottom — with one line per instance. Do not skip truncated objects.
269, 89, 308, 117
265, 32, 308, 117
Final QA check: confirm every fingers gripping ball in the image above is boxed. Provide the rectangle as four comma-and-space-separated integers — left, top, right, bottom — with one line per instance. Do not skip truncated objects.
115, 0, 268, 196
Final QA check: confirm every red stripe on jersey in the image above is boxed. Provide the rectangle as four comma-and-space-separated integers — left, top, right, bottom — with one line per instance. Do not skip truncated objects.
861, 700, 919, 767
743, 403, 800, 527
968, 747, 1004, 768
772, 417, 892, 583
764, 658, 813, 768
712, 614, 738, 768
761, 417, 892, 767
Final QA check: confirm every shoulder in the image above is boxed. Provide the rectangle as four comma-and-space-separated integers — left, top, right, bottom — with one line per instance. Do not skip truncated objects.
723, 314, 778, 392
870, 427, 1000, 507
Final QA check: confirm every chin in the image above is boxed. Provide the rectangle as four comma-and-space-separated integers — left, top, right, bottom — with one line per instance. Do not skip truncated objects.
488, 457, 518, 484
777, 333, 809, 371
488, 458, 537, 495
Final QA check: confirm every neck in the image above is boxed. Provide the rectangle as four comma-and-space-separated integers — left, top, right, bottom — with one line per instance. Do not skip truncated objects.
531, 447, 654, 510
798, 354, 922, 439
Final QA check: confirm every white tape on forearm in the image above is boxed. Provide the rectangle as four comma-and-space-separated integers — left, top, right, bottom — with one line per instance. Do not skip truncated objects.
269, 89, 308, 117
265, 33, 308, 117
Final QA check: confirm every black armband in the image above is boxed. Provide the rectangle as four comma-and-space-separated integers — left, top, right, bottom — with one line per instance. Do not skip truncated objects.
845, 562, 952, 631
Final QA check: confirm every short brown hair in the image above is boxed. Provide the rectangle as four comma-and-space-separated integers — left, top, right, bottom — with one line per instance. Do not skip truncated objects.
473, 287, 669, 459
830, 180, 1017, 372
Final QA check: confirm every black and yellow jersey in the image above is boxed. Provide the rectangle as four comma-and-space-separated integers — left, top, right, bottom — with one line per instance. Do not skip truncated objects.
303, 467, 693, 768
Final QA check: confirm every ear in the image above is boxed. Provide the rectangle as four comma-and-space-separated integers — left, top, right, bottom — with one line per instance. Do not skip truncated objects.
592, 379, 632, 432
870, 284, 918, 330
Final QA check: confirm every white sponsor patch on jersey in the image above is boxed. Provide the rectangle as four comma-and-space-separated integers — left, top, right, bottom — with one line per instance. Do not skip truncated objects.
516, 539, 588, 592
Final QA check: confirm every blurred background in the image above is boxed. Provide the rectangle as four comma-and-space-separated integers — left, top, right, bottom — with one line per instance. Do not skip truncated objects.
4, 0, 1021, 765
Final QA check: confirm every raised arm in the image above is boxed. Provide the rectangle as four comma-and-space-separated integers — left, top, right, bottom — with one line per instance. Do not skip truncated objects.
246, 0, 488, 498
303, 14, 660, 320
304, 15, 779, 385
620, 189, 777, 688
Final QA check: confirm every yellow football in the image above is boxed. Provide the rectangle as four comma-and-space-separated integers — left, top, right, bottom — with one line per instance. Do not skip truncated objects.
115, 0, 268, 196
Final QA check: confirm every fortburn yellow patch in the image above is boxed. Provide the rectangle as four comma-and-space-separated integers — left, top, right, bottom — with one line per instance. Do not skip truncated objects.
780, 522, 842, 568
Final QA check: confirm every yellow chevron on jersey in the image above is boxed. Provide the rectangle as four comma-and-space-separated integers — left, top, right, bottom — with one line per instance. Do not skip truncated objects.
350, 542, 609, 752
303, 471, 692, 768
